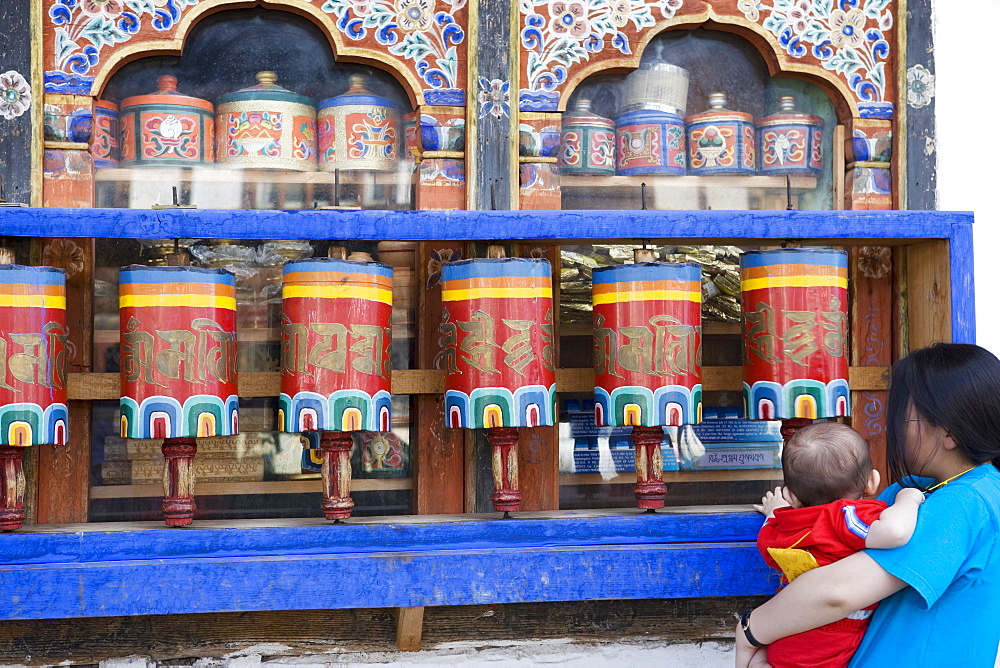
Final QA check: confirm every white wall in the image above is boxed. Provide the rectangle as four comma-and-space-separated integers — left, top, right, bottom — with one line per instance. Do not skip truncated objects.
934, 0, 1000, 354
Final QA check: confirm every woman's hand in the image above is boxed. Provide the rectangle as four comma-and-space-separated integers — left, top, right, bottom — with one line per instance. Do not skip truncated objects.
734, 619, 771, 667
743, 552, 907, 645
753, 486, 793, 518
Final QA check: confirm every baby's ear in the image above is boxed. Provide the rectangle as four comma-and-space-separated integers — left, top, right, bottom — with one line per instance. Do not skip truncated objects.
783, 487, 803, 509
864, 469, 881, 496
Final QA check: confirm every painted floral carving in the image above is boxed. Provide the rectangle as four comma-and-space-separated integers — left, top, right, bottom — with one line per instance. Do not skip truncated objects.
478, 77, 511, 119
658, 0, 681, 18
786, 0, 811, 33
42, 238, 86, 278
394, 0, 433, 31
857, 245, 891, 280
46, 0, 466, 102
829, 8, 866, 47
48, 0, 199, 89
360, 432, 404, 470
520, 0, 678, 110
426, 247, 461, 289
906, 63, 934, 109
80, 0, 126, 20
321, 0, 465, 92
0, 70, 31, 121
738, 0, 892, 102
550, 1, 590, 37
609, 0, 632, 27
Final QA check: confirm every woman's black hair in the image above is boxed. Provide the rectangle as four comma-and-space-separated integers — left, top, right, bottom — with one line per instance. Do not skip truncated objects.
887, 343, 1000, 484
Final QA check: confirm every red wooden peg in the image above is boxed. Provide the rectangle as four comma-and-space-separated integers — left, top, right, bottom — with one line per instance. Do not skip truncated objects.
161, 437, 197, 527
632, 426, 667, 510
487, 427, 521, 513
0, 445, 26, 531
320, 430, 355, 520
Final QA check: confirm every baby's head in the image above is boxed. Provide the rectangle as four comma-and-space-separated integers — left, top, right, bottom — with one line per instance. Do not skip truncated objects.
782, 422, 875, 507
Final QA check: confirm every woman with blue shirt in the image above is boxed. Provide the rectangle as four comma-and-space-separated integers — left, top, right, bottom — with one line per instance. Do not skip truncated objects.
736, 343, 1000, 667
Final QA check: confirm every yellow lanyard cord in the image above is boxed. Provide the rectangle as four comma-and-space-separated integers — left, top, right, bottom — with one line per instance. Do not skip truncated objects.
924, 466, 978, 494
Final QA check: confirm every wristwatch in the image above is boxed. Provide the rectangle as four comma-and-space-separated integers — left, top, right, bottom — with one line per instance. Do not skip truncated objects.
740, 608, 767, 648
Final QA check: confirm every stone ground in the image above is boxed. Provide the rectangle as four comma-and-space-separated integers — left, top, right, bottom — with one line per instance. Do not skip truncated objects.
91, 640, 734, 668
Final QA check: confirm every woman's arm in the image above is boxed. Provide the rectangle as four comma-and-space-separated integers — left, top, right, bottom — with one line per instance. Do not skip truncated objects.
734, 551, 908, 667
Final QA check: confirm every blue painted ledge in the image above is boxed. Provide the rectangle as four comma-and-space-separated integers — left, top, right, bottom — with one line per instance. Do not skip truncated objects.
0, 508, 779, 620
0, 207, 973, 242
0, 207, 978, 342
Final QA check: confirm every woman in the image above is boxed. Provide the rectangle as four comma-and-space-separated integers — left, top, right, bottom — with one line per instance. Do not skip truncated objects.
736, 343, 1000, 667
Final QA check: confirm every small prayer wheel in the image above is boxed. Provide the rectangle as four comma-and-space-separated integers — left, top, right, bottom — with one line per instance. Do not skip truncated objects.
279, 257, 393, 520
741, 248, 850, 423
119, 265, 239, 526
592, 259, 702, 509
440, 257, 556, 513
0, 265, 69, 530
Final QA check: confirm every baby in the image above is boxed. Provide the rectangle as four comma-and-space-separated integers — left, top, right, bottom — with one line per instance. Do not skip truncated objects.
749, 422, 925, 668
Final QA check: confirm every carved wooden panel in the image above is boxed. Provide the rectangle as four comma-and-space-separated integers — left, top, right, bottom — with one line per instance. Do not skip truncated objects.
43, 0, 468, 106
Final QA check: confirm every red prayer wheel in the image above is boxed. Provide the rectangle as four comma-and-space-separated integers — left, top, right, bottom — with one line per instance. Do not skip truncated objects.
0, 265, 68, 530
279, 258, 393, 520
119, 265, 238, 526
741, 249, 849, 423
441, 257, 556, 513
592, 262, 702, 509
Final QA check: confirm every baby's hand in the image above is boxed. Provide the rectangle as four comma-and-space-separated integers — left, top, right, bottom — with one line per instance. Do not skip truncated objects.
894, 487, 926, 506
753, 486, 792, 518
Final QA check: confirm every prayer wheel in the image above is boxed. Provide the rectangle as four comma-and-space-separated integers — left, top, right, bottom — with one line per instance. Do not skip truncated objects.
740, 249, 849, 422
440, 257, 556, 513
757, 96, 824, 177
216, 71, 317, 171
318, 74, 400, 173
119, 265, 239, 526
686, 92, 756, 176
91, 99, 120, 168
119, 75, 214, 167
592, 261, 702, 509
0, 265, 68, 530
279, 258, 393, 520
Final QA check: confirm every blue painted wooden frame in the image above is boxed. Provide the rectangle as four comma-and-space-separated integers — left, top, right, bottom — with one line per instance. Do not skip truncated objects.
0, 207, 976, 340
1, 511, 778, 620
0, 207, 975, 620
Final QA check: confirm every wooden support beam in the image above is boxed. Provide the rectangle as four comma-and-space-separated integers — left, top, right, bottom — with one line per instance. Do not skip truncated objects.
36, 237, 95, 524
850, 246, 894, 489
396, 606, 425, 651
414, 242, 466, 514
67, 366, 890, 401
905, 239, 952, 349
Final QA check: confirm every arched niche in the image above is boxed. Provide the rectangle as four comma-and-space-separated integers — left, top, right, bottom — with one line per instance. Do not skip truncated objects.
563, 28, 841, 211
97, 7, 413, 114
85, 0, 425, 108
553, 15, 864, 123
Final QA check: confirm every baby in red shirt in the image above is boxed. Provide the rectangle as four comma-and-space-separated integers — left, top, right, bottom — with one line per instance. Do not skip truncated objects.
751, 422, 925, 668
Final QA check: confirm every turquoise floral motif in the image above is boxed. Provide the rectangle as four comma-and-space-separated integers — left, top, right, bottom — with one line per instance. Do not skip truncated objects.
738, 0, 892, 102
48, 0, 200, 87
320, 0, 466, 91
519, 0, 681, 110
906, 63, 934, 109
0, 70, 31, 121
